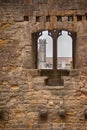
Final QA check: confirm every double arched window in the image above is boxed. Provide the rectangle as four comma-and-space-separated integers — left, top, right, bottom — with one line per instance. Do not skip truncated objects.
33, 30, 76, 70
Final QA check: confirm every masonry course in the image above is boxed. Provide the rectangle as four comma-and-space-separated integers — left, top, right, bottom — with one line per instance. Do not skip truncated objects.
0, 0, 87, 130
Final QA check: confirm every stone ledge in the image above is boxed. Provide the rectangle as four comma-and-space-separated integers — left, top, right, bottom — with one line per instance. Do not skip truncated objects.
33, 76, 48, 82
70, 69, 79, 76
45, 86, 64, 90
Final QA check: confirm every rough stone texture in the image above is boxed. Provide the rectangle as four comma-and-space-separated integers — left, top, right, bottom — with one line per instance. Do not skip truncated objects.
0, 0, 87, 130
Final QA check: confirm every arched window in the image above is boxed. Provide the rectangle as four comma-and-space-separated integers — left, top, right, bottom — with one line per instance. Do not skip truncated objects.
32, 30, 76, 70
57, 30, 72, 69
37, 31, 53, 69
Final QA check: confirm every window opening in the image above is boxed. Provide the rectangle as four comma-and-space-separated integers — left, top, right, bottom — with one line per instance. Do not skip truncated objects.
57, 16, 62, 22
86, 15, 87, 20
46, 16, 50, 22
33, 30, 76, 70
24, 16, 29, 21
77, 15, 82, 21
36, 16, 40, 22
68, 16, 73, 21
37, 31, 53, 69
57, 31, 72, 69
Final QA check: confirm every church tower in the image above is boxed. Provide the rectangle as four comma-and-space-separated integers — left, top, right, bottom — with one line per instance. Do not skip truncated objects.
38, 39, 47, 69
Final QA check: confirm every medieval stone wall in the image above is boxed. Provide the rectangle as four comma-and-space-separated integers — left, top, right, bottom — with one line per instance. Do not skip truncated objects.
0, 0, 87, 130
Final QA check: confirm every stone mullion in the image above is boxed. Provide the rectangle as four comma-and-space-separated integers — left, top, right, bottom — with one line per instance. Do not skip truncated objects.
49, 30, 59, 69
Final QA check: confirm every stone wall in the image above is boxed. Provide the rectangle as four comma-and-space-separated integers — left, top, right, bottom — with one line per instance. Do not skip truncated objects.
0, 1, 87, 130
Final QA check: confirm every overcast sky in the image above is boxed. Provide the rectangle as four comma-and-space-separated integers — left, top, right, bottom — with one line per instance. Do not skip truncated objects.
38, 30, 72, 57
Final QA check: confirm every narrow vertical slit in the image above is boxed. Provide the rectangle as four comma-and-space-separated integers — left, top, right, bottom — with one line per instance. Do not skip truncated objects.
68, 16, 73, 21
56, 16, 62, 22
77, 15, 82, 21
46, 16, 50, 22
24, 16, 29, 21
36, 16, 40, 22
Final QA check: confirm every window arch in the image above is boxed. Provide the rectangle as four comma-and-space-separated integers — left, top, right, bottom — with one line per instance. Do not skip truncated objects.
32, 30, 76, 70
37, 31, 53, 69
57, 30, 72, 69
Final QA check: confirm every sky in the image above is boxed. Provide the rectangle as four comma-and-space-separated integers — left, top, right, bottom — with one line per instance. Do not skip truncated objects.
38, 30, 72, 57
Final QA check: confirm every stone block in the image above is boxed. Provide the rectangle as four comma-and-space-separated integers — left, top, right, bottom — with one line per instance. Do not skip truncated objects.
32, 0, 48, 4
14, 16, 24, 22
70, 69, 79, 76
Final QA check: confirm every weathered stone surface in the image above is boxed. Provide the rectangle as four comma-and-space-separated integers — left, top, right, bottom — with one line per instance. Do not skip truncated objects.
0, 1, 87, 130
58, 107, 66, 118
